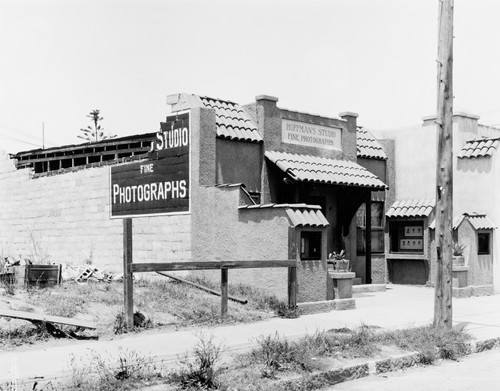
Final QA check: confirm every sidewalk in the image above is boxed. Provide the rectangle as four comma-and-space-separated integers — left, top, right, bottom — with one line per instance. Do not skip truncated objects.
2, 284, 500, 385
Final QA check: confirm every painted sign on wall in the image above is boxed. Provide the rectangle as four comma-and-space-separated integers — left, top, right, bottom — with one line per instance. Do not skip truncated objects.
110, 111, 190, 218
282, 119, 342, 150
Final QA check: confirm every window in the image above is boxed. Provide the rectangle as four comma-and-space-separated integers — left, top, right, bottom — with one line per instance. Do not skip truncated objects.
478, 232, 491, 255
300, 231, 322, 260
389, 221, 424, 253
248, 192, 261, 205
356, 202, 384, 254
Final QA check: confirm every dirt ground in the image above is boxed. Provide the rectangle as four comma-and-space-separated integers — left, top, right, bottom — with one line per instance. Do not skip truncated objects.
0, 276, 276, 352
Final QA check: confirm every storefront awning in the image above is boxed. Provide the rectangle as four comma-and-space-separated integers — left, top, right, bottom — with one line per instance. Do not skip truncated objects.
386, 199, 435, 218
265, 151, 387, 190
429, 213, 497, 230
239, 203, 329, 227
457, 137, 500, 159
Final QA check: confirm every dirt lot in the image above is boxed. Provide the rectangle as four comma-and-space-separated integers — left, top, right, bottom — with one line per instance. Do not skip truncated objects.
0, 275, 281, 351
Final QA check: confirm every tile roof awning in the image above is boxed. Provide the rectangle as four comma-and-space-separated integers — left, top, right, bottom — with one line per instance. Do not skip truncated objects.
429, 213, 497, 230
265, 151, 387, 190
386, 199, 435, 218
200, 96, 262, 143
457, 137, 500, 159
357, 128, 387, 160
239, 203, 329, 227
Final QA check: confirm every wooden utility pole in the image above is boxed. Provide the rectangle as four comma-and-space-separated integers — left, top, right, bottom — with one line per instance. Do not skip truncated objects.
434, 0, 454, 329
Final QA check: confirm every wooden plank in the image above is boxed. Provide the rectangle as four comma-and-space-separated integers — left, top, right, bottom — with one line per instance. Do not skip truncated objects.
0, 308, 97, 329
123, 218, 134, 329
288, 266, 297, 309
18, 147, 150, 164
221, 268, 228, 317
13, 133, 156, 159
132, 260, 296, 273
365, 195, 372, 284
220, 261, 296, 269
156, 271, 248, 304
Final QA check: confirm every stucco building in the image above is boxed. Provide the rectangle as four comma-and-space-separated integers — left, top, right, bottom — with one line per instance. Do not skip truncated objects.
378, 112, 500, 295
0, 94, 388, 302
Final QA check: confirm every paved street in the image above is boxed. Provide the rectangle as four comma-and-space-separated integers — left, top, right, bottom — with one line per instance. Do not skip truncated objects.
332, 348, 500, 391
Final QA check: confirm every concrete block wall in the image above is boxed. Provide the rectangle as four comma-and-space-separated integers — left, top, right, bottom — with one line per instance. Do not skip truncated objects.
0, 150, 191, 273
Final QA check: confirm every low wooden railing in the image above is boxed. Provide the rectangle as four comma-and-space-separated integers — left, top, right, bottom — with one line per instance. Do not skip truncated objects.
123, 219, 297, 328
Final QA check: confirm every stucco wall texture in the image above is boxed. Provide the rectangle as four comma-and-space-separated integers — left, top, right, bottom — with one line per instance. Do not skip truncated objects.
0, 150, 191, 273
429, 220, 494, 293
191, 185, 315, 301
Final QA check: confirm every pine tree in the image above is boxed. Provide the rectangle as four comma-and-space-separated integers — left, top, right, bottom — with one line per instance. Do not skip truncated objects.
78, 110, 116, 142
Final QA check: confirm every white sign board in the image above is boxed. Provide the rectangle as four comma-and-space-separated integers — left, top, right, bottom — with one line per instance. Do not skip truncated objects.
282, 119, 342, 150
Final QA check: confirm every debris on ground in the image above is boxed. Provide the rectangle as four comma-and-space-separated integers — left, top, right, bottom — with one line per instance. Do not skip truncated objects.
33, 321, 99, 340
0, 308, 99, 340
63, 265, 116, 283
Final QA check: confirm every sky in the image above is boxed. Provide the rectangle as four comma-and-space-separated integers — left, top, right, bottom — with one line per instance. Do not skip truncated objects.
1, 0, 500, 153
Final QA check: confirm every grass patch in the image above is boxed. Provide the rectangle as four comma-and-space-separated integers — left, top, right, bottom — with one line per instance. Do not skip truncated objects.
59, 348, 168, 391
184, 275, 297, 318
215, 324, 472, 391
376, 324, 472, 363
1, 275, 290, 348
43, 294, 87, 318
0, 324, 50, 348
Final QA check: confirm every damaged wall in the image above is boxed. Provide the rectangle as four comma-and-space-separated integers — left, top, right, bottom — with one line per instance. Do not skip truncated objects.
0, 150, 191, 273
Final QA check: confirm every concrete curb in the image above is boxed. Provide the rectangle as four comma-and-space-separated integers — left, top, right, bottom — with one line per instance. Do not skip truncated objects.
275, 337, 500, 389
8, 337, 500, 390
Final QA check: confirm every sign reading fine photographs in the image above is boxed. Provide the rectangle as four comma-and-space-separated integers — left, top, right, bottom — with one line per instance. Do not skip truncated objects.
110, 111, 190, 218
282, 119, 342, 151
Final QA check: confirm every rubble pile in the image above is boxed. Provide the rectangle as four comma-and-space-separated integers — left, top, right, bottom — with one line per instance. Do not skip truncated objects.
1, 257, 121, 284
63, 265, 121, 283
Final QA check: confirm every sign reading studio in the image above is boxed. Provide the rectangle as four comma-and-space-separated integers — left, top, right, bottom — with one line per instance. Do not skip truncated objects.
110, 111, 190, 218
282, 119, 342, 151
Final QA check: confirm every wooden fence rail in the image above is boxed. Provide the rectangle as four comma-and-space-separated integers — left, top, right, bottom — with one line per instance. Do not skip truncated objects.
123, 218, 297, 329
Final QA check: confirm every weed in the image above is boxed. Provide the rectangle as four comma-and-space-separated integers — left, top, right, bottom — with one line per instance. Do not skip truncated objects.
64, 348, 166, 390
273, 302, 300, 319
169, 333, 223, 390
250, 332, 316, 378
376, 325, 471, 363
253, 332, 299, 370
27, 231, 51, 265
1, 275, 15, 296
113, 312, 127, 334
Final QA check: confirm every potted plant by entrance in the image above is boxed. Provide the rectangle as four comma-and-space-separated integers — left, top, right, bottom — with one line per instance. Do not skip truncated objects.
327, 250, 350, 272
452, 242, 466, 266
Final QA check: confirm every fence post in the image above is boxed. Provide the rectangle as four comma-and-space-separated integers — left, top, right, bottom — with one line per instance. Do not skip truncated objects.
221, 268, 228, 317
288, 266, 297, 309
123, 218, 134, 329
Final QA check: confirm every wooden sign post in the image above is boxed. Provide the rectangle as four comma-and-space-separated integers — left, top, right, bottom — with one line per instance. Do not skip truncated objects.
434, 0, 454, 329
123, 218, 134, 329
